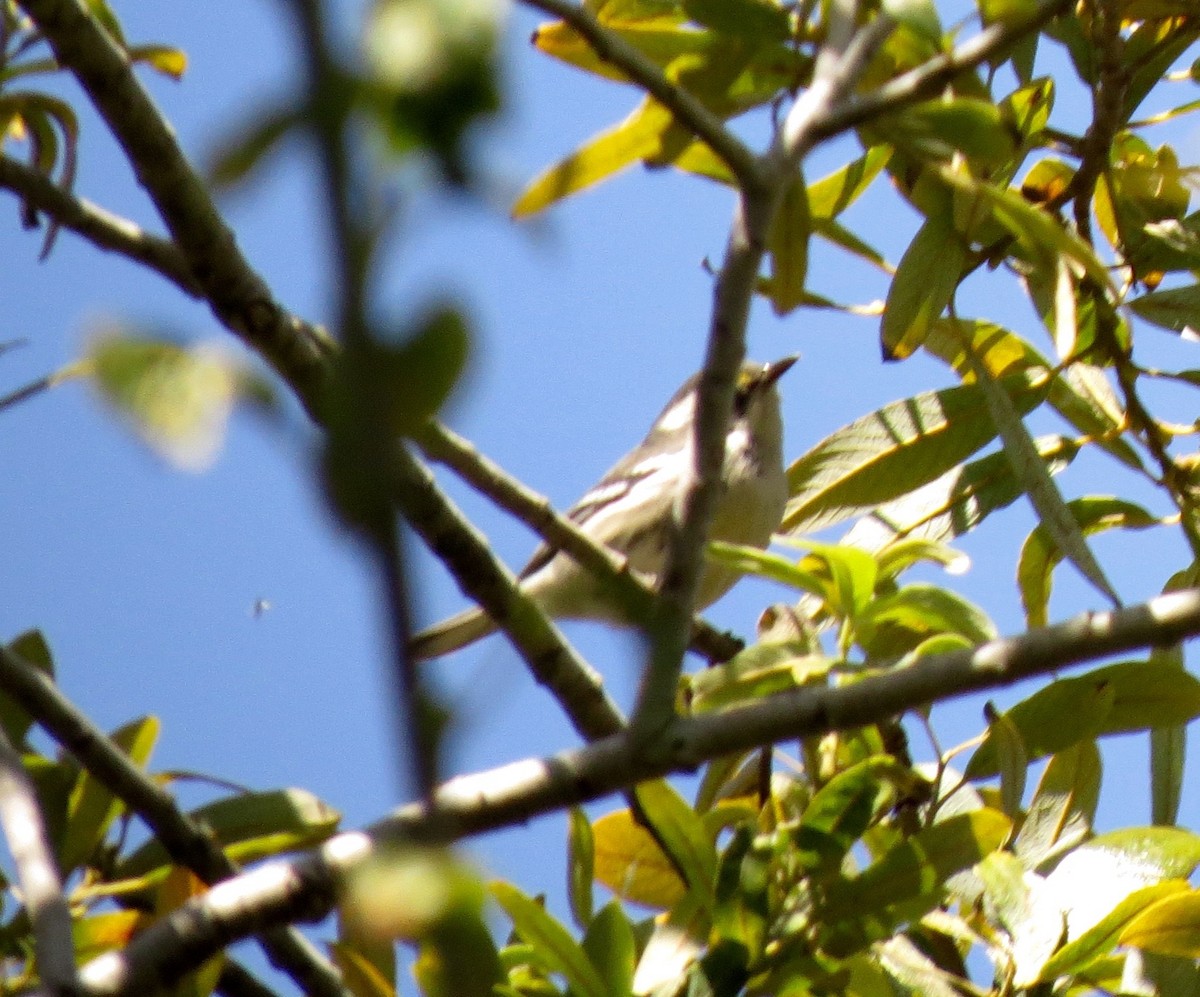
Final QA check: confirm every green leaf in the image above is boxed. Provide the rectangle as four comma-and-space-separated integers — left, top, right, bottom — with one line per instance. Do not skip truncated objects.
1150, 645, 1186, 828
117, 788, 340, 878
818, 809, 1011, 937
60, 716, 159, 875
857, 583, 995, 649
963, 341, 1121, 611
682, 0, 790, 42
883, 98, 1017, 167
807, 146, 891, 219
1120, 891, 1200, 959
687, 641, 834, 714
568, 807, 595, 929
968, 661, 1200, 778
985, 708, 1028, 819
782, 538, 879, 619
1017, 497, 1159, 627
767, 174, 810, 315
126, 44, 188, 80
881, 0, 940, 42
513, 99, 676, 216
881, 210, 965, 360
634, 780, 717, 904
1000, 77, 1054, 141
581, 901, 636, 997
711, 828, 768, 957
784, 374, 1047, 535
1129, 283, 1200, 339
706, 542, 829, 600
842, 434, 1078, 550
329, 941, 396, 997
795, 756, 912, 874
491, 881, 608, 997
1013, 741, 1101, 872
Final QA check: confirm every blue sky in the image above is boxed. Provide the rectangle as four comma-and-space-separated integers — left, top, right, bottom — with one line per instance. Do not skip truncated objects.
2, 0, 1200, 984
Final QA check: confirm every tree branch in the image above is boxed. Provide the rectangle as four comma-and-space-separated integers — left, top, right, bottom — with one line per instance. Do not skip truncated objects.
0, 153, 201, 295
16, 0, 337, 417
0, 646, 347, 997
812, 0, 1074, 142
630, 3, 891, 736
0, 725, 76, 995
417, 422, 744, 663
77, 588, 1200, 997
516, 0, 763, 191
387, 443, 629, 742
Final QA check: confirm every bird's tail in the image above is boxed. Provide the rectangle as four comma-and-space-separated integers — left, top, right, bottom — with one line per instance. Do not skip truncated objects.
409, 607, 498, 661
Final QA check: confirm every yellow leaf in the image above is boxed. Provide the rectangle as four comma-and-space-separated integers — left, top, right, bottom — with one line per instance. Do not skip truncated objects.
513, 99, 675, 217
593, 808, 686, 909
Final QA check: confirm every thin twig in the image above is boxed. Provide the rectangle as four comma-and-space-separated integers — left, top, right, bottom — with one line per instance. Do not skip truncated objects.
0, 153, 201, 295
517, 0, 763, 191
0, 725, 76, 994
0, 646, 345, 997
77, 587, 1200, 997
417, 422, 744, 663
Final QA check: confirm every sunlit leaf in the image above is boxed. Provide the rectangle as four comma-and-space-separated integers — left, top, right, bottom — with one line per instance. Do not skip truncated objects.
968, 661, 1200, 778
1013, 741, 1101, 872
1120, 891, 1200, 959
881, 210, 965, 360
784, 374, 1047, 535
1129, 284, 1200, 340
567, 807, 594, 929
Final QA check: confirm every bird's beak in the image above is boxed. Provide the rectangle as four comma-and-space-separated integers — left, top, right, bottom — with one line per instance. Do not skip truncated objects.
764, 355, 799, 387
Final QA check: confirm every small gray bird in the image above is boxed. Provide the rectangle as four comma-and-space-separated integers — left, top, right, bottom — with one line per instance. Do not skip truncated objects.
410, 357, 796, 659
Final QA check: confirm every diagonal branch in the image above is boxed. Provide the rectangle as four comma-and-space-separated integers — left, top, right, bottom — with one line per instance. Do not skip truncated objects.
76, 587, 1200, 997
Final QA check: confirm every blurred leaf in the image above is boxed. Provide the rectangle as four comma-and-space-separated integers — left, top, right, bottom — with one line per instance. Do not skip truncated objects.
857, 583, 995, 652
1129, 284, 1200, 339
882, 98, 1017, 168
976, 852, 1062, 987
72, 910, 148, 963
380, 307, 470, 436
682, 0, 789, 41
337, 908, 397, 997
491, 881, 607, 997
208, 103, 302, 189
127, 45, 188, 80
880, 0, 941, 43
687, 639, 833, 713
784, 374, 1047, 535
968, 661, 1200, 778
60, 715, 159, 875
881, 210, 965, 360
1013, 741, 1101, 872
1000, 76, 1053, 141
513, 99, 675, 216
581, 901, 636, 997
568, 807, 594, 929
88, 334, 245, 473
965, 340, 1120, 611
329, 941, 396, 997
874, 536, 968, 580
985, 707, 1028, 818
706, 542, 829, 600
117, 788, 340, 878
1017, 497, 1159, 627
